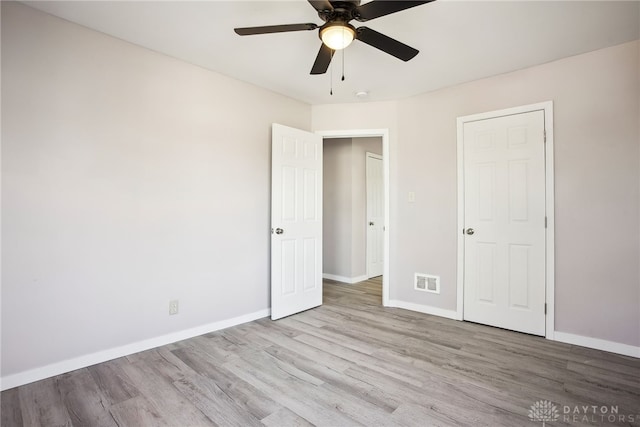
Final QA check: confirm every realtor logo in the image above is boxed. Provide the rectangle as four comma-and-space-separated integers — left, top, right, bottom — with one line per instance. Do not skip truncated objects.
529, 400, 560, 425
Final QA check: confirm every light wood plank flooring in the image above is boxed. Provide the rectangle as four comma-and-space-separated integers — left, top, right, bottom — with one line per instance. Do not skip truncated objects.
2, 277, 639, 426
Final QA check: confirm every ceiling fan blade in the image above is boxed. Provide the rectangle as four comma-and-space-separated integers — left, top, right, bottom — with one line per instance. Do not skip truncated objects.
356, 27, 419, 61
310, 43, 335, 75
307, 0, 334, 12
354, 1, 434, 22
234, 23, 318, 36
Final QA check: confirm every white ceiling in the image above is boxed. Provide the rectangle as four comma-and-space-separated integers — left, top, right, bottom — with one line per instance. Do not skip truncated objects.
24, 1, 640, 105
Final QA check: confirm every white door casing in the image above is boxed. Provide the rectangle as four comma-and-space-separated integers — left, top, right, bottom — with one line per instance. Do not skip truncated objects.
271, 124, 323, 320
366, 152, 384, 278
461, 110, 547, 336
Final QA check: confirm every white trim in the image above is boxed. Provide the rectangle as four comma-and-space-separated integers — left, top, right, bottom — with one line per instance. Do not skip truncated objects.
542, 103, 555, 340
455, 118, 465, 321
388, 300, 459, 320
0, 308, 270, 391
322, 273, 369, 284
553, 331, 640, 358
317, 129, 391, 307
456, 101, 555, 335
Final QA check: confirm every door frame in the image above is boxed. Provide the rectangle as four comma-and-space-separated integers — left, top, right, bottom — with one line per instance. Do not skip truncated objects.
455, 101, 555, 339
365, 151, 384, 279
316, 129, 390, 307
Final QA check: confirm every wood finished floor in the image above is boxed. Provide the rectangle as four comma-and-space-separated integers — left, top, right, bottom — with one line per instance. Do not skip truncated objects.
2, 277, 639, 426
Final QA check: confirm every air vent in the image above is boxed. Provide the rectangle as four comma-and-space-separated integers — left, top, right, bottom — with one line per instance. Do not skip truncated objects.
415, 273, 440, 294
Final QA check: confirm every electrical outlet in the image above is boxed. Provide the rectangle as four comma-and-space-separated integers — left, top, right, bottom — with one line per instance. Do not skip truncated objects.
169, 300, 179, 315
408, 191, 416, 203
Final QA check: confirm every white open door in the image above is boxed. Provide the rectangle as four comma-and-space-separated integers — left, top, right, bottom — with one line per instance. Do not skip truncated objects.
271, 124, 323, 320
462, 110, 546, 336
366, 152, 384, 278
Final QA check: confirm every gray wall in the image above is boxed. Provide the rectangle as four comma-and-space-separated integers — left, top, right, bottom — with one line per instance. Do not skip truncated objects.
323, 137, 382, 280
323, 138, 353, 278
314, 40, 640, 347
1, 2, 311, 378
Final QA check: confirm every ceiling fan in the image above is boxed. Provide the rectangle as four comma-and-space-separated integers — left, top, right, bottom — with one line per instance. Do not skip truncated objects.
234, 0, 434, 75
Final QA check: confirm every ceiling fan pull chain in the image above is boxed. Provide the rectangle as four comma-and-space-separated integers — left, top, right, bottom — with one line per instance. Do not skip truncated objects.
341, 48, 345, 81
330, 56, 333, 95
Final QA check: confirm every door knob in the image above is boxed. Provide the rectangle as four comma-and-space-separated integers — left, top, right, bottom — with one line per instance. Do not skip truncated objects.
465, 228, 475, 235
369, 222, 375, 226
275, 228, 284, 235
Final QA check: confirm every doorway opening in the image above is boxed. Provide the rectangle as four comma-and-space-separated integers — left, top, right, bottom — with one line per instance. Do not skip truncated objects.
317, 129, 390, 307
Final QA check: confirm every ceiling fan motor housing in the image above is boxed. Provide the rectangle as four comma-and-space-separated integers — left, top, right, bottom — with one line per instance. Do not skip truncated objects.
316, 1, 365, 23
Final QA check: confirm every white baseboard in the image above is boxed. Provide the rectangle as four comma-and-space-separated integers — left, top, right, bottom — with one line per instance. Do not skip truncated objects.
0, 308, 270, 391
552, 331, 640, 358
387, 301, 639, 358
322, 273, 369, 284
6, 307, 635, 392
388, 300, 459, 320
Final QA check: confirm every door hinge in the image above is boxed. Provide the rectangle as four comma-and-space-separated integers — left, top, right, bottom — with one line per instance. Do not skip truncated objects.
545, 216, 547, 228
544, 130, 547, 143
544, 303, 547, 315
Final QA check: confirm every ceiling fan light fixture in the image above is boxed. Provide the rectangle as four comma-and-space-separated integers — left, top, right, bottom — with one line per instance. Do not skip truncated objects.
320, 23, 355, 50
